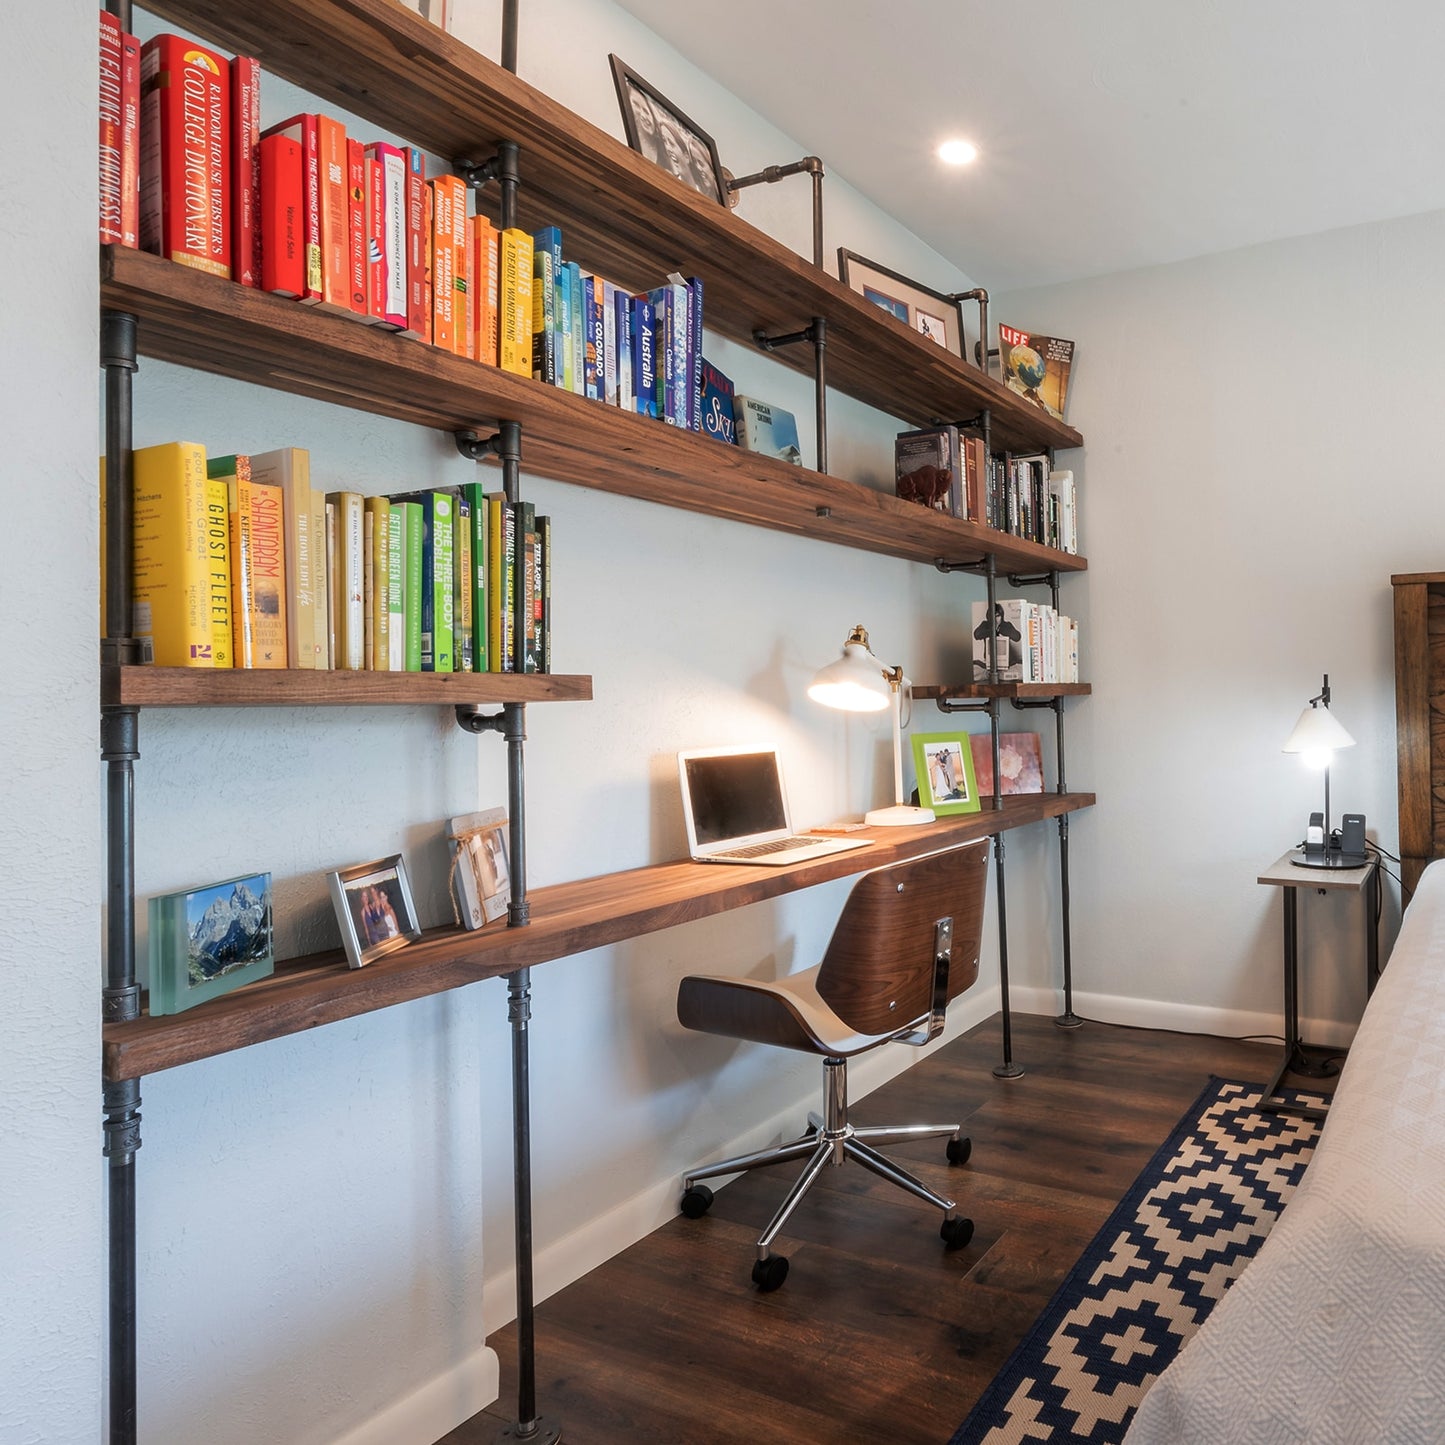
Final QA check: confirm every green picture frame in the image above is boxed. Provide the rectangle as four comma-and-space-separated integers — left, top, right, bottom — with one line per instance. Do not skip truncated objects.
911, 732, 982, 816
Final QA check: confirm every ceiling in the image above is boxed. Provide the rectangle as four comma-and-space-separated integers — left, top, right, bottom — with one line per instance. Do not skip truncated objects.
611, 0, 1445, 292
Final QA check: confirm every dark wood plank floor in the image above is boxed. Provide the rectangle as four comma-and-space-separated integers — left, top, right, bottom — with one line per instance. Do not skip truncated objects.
444, 1012, 1304, 1445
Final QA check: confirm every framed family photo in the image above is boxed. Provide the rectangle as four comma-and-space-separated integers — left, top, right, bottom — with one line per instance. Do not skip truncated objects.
911, 732, 982, 816
448, 807, 512, 930
609, 54, 728, 205
328, 854, 422, 969
837, 249, 965, 358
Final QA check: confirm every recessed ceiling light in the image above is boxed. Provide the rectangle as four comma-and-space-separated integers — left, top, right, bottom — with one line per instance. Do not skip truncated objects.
937, 139, 979, 166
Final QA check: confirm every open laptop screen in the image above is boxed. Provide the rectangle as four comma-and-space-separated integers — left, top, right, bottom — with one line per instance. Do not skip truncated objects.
682, 750, 788, 846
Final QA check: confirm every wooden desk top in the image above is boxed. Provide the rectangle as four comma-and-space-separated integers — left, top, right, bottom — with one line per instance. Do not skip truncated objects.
103, 791, 1094, 1081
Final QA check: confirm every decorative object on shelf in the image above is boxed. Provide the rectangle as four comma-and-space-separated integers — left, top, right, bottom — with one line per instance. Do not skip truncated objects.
895, 424, 962, 516
734, 395, 802, 465
327, 854, 422, 968
999, 324, 1075, 422
448, 808, 512, 929
809, 624, 935, 827
1283, 674, 1366, 869
972, 599, 1029, 681
147, 872, 274, 1015
911, 732, 983, 817
971, 732, 1044, 796
609, 55, 727, 206
837, 249, 965, 358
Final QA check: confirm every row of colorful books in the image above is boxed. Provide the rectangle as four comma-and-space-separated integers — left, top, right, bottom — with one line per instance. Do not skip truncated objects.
893, 424, 1079, 554
971, 600, 1080, 685
106, 442, 550, 674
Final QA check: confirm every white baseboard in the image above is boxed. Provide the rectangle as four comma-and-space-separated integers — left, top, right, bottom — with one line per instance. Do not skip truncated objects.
327, 1345, 499, 1445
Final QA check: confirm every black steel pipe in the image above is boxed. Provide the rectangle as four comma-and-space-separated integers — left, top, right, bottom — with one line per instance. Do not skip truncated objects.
105, 1079, 140, 1445
500, 0, 518, 73
811, 316, 827, 474
992, 833, 1021, 1078
1056, 814, 1080, 1028
102, 312, 138, 664
497, 141, 520, 234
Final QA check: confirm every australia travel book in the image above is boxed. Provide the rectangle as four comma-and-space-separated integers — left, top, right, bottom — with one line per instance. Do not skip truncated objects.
999, 324, 1075, 422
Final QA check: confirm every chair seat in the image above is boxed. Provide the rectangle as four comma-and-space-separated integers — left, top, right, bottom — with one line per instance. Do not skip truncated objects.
677, 964, 932, 1057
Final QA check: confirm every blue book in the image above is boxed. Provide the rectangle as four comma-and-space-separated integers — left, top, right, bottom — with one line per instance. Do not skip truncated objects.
614, 288, 633, 409
556, 260, 574, 392
632, 295, 658, 418
687, 277, 704, 432
646, 285, 676, 426
567, 262, 585, 395
699, 357, 736, 445
583, 274, 604, 401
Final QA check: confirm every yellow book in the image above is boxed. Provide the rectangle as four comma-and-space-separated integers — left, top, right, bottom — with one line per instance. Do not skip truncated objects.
364, 495, 391, 671
203, 478, 233, 668
485, 490, 505, 672
248, 447, 318, 669
228, 472, 288, 668
500, 227, 534, 377
127, 441, 214, 667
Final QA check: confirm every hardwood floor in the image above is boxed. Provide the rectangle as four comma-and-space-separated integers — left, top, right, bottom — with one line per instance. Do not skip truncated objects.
444, 1012, 1301, 1445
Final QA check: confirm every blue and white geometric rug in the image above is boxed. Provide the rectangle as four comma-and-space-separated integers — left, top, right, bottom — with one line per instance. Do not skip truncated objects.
952, 1077, 1325, 1445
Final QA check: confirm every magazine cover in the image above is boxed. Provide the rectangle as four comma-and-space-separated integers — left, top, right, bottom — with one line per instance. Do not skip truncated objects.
998, 324, 1074, 422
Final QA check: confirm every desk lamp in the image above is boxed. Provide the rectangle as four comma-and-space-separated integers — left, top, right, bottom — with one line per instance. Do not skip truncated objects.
808, 625, 935, 827
1283, 673, 1363, 868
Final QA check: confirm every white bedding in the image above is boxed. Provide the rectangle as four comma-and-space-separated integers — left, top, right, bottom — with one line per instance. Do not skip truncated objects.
1125, 859, 1445, 1444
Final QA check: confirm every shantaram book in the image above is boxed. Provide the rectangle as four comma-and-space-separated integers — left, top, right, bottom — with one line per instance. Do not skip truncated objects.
222, 457, 288, 668
249, 447, 322, 667
998, 324, 1075, 422
139, 34, 231, 277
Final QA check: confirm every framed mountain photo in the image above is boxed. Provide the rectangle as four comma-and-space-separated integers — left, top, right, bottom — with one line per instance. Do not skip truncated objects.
147, 872, 274, 1015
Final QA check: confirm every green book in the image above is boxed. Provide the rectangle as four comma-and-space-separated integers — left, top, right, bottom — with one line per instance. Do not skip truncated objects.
454, 488, 473, 672
460, 481, 489, 673
430, 490, 455, 673
391, 500, 423, 672
387, 498, 406, 671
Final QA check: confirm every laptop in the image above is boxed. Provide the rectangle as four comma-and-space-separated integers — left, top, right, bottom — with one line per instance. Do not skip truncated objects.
678, 746, 872, 866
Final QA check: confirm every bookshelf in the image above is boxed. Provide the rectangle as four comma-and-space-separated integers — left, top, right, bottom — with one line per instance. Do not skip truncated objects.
98, 2, 1090, 1441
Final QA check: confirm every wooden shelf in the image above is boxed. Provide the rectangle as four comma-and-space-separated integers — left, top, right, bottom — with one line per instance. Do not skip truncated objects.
102, 791, 1094, 1081
913, 682, 1093, 701
103, 663, 593, 708
102, 247, 1087, 574
135, 0, 1080, 456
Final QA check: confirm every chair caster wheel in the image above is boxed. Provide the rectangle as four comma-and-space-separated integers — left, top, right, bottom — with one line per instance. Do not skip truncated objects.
680, 1185, 714, 1219
752, 1254, 789, 1291
946, 1135, 972, 1166
940, 1215, 974, 1251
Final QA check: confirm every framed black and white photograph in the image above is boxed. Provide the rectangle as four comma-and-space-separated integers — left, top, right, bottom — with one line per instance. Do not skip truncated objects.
609, 54, 727, 205
837, 249, 966, 358
328, 854, 422, 969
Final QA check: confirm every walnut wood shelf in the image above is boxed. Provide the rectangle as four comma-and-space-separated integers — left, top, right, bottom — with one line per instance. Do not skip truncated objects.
102, 791, 1094, 1081
102, 663, 593, 708
102, 247, 1087, 575
913, 681, 1092, 702
135, 0, 1081, 456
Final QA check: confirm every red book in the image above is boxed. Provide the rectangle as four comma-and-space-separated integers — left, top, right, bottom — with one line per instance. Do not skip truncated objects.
261, 113, 321, 303
404, 146, 429, 340
258, 131, 304, 298
140, 34, 230, 277
230, 55, 261, 288
316, 115, 350, 314
99, 11, 125, 244
346, 137, 369, 317
365, 156, 387, 323
365, 141, 406, 329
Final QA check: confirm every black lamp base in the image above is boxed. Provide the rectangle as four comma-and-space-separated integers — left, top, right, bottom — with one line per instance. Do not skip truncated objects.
1290, 847, 1370, 870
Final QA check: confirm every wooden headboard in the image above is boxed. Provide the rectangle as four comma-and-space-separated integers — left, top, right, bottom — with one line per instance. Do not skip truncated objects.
1392, 572, 1445, 893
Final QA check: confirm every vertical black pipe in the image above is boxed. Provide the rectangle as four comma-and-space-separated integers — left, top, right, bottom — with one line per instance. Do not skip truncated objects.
811, 317, 827, 475
105, 0, 132, 31
1049, 568, 1081, 1028
102, 313, 138, 658
498, 141, 520, 233
985, 549, 1002, 813
810, 164, 824, 269
500, 0, 518, 73
992, 832, 1021, 1078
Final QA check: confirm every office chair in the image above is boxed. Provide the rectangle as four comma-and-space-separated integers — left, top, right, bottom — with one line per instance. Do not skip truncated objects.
676, 840, 989, 1290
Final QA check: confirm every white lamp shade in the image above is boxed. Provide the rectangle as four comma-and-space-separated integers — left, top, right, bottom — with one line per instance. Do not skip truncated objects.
1282, 704, 1355, 757
807, 642, 890, 713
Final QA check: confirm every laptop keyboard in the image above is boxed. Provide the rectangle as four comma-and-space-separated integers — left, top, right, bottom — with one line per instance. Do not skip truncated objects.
717, 836, 822, 859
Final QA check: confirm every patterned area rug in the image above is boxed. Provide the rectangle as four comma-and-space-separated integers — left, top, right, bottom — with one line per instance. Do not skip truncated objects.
951, 1077, 1324, 1445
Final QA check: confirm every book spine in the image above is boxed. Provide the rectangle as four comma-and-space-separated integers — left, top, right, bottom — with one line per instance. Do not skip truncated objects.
323, 491, 363, 669
366, 142, 407, 328
462, 212, 477, 360
262, 113, 321, 301
584, 275, 604, 402
258, 133, 303, 298
204, 477, 233, 668
393, 500, 423, 671
430, 175, 468, 353
315, 115, 350, 313
632, 296, 657, 418
119, 29, 140, 247
601, 281, 619, 406
471, 215, 499, 366
431, 492, 455, 673
130, 441, 214, 667
99, 12, 125, 245
325, 498, 337, 667
531, 245, 556, 385
485, 492, 504, 673
454, 490, 473, 670
615, 289, 633, 409
516, 500, 536, 672
365, 156, 386, 322
499, 229, 534, 377
364, 496, 391, 669
308, 486, 328, 667
386, 500, 406, 671
460, 482, 489, 673
537, 513, 551, 675
230, 55, 261, 287
346, 137, 369, 318
403, 146, 429, 339
688, 277, 704, 432
248, 481, 287, 667
139, 34, 231, 277
568, 263, 585, 395
500, 500, 517, 673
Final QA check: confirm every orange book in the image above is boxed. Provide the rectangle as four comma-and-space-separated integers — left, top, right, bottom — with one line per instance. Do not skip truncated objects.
471, 215, 500, 366
229, 470, 288, 669
316, 114, 350, 314
463, 215, 477, 360
346, 137, 370, 318
429, 174, 467, 353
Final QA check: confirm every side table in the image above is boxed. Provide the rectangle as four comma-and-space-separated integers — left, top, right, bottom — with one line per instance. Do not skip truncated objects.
1256, 849, 1380, 1119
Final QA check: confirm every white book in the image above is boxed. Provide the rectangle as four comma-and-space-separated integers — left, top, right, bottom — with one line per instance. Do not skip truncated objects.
972, 599, 1034, 682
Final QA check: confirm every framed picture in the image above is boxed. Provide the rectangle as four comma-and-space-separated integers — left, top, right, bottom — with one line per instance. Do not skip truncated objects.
448, 807, 512, 930
147, 872, 274, 1015
609, 54, 727, 206
328, 854, 422, 969
970, 732, 1045, 797
837, 249, 966, 359
911, 732, 982, 817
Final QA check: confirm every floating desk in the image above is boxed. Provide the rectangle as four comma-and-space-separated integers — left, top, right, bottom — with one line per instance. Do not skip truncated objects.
1257, 848, 1381, 1120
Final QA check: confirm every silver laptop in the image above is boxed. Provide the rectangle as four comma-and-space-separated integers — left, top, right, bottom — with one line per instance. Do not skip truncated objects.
678, 746, 871, 866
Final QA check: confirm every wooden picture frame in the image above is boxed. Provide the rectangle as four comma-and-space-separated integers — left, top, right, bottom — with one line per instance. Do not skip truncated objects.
911, 732, 982, 816
609, 54, 727, 206
837, 249, 966, 359
328, 854, 422, 969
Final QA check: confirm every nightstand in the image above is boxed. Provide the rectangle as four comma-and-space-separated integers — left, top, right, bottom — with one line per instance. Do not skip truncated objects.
1256, 849, 1380, 1119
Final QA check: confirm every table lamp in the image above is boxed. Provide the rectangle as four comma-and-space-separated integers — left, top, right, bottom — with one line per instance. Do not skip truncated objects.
1282, 673, 1363, 868
808, 624, 935, 826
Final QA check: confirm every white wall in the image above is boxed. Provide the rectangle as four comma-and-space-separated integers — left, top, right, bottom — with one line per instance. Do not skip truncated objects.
0, 3, 104, 1443
997, 209, 1445, 1042
0, 3, 1057, 1444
